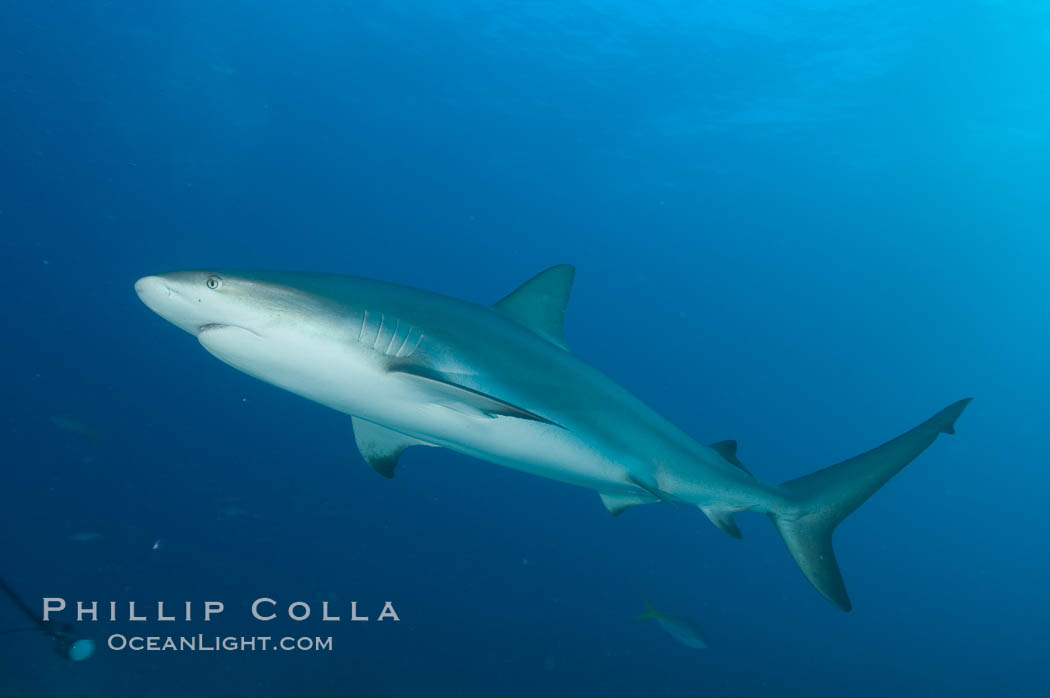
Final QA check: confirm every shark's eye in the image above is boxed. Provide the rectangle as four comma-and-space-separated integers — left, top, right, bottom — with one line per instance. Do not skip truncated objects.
206, 275, 223, 290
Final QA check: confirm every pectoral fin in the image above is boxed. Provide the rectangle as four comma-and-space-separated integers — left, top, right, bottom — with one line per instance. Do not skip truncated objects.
389, 364, 560, 427
352, 417, 435, 478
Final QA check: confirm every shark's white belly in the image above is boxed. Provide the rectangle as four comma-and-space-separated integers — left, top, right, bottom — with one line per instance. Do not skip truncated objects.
199, 326, 632, 493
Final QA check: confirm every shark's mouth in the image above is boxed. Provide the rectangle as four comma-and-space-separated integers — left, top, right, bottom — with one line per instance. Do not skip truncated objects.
198, 323, 261, 338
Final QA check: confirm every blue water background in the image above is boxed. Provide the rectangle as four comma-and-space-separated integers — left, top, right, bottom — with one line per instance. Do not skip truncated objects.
1, 2, 1048, 696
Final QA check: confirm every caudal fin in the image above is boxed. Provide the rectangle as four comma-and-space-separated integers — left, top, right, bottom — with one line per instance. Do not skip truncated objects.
635, 597, 662, 622
770, 398, 972, 611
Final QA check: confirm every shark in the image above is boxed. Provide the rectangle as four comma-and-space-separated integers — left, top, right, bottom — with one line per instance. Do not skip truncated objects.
134, 265, 970, 611
636, 598, 709, 649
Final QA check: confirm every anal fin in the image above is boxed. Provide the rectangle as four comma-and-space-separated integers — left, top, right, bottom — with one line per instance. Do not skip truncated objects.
700, 505, 744, 539
352, 417, 435, 478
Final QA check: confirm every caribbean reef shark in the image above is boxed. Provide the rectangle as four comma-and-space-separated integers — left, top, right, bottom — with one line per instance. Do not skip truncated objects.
637, 598, 709, 649
135, 265, 970, 611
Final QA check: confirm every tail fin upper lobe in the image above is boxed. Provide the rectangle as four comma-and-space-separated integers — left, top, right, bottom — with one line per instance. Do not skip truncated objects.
635, 597, 662, 622
770, 398, 972, 611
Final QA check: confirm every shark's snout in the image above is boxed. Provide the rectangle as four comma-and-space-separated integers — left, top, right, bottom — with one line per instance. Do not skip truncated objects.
135, 275, 170, 304
135, 271, 271, 340
135, 274, 208, 335
134, 275, 175, 316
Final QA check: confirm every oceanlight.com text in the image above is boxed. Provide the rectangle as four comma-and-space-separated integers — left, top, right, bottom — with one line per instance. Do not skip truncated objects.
107, 634, 334, 652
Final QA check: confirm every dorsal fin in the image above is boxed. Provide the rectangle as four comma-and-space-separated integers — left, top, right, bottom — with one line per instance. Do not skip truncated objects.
710, 439, 751, 475
493, 264, 574, 350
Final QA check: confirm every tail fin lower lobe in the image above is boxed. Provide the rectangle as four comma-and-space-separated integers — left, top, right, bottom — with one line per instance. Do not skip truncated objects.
769, 398, 971, 611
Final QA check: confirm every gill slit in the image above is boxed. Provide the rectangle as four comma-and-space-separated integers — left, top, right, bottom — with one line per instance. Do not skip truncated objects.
384, 320, 401, 355
409, 330, 425, 356
358, 310, 368, 342
372, 314, 386, 349
394, 327, 414, 358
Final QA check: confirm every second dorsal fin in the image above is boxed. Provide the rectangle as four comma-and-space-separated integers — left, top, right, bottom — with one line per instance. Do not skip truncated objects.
492, 264, 574, 350
710, 439, 751, 475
